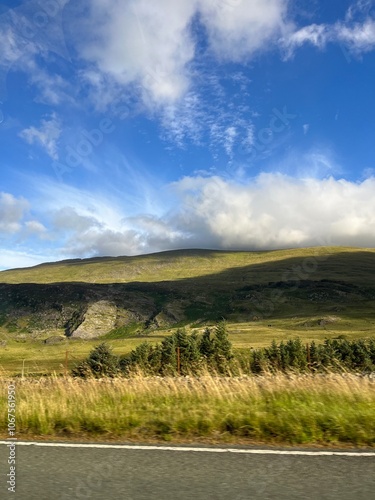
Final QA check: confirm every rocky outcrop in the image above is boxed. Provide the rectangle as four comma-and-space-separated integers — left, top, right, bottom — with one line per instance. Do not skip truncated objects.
149, 300, 187, 329
70, 301, 117, 339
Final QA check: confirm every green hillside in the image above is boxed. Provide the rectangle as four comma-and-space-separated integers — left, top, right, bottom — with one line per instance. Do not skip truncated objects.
1, 246, 375, 285
1, 246, 375, 375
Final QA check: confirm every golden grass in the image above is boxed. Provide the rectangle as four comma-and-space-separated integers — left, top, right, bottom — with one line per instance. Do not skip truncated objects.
1, 373, 375, 446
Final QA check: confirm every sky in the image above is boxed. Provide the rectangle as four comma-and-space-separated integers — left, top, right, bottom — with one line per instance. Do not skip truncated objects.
0, 0, 375, 270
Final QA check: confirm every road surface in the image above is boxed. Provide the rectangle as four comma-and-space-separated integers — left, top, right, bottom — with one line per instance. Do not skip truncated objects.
1, 441, 375, 499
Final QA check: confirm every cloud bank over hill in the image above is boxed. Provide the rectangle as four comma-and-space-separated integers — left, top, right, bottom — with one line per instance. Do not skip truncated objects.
2, 172, 375, 268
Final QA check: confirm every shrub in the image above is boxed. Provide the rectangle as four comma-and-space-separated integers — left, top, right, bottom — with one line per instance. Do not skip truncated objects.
72, 342, 120, 378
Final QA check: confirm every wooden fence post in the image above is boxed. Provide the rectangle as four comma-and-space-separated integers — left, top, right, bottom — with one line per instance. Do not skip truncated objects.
65, 350, 69, 377
177, 347, 181, 376
306, 343, 311, 371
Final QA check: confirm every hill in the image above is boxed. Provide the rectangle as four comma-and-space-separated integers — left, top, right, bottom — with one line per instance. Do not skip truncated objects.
2, 246, 375, 285
0, 246, 375, 340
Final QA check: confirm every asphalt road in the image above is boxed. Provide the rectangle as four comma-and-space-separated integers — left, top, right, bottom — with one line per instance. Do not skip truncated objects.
1, 442, 375, 500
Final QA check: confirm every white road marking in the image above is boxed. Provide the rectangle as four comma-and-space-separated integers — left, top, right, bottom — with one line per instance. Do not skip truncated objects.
0, 441, 375, 456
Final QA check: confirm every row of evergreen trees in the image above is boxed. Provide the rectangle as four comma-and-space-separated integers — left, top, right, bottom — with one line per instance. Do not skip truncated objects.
72, 328, 375, 378
121, 321, 233, 375
72, 322, 233, 378
250, 337, 375, 373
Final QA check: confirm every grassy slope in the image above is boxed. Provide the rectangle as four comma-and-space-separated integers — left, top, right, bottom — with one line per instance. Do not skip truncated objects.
2, 246, 375, 285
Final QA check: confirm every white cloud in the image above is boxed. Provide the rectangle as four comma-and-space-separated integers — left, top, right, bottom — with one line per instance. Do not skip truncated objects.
282, 1, 375, 57
59, 172, 375, 254
198, 0, 289, 61
23, 220, 48, 236
75, 0, 289, 111
26, 61, 75, 105
62, 227, 145, 257
77, 0, 198, 107
0, 192, 29, 234
53, 207, 102, 233
336, 18, 375, 53
283, 23, 329, 54
169, 173, 375, 249
19, 113, 62, 160
243, 125, 256, 148
0, 192, 49, 242
284, 19, 375, 56
0, 25, 29, 68
223, 126, 237, 157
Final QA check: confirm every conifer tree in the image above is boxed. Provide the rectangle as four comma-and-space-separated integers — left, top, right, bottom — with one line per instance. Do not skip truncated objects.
250, 349, 266, 374
199, 327, 215, 360
213, 321, 233, 360
72, 342, 120, 378
213, 321, 233, 373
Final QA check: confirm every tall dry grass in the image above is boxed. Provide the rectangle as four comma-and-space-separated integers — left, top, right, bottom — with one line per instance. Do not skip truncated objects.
1, 374, 374, 445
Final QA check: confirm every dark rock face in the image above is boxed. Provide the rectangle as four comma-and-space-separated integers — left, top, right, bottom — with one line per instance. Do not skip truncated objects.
0, 283, 184, 338
0, 278, 374, 338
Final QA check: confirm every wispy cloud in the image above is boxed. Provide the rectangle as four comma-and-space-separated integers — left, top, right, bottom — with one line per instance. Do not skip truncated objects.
19, 113, 62, 160
223, 126, 237, 157
0, 0, 70, 100
27, 61, 75, 106
159, 74, 258, 161
0, 248, 55, 271
282, 1, 375, 57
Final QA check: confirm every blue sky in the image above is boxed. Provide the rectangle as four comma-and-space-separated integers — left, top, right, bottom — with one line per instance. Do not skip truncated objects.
1, 0, 375, 269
